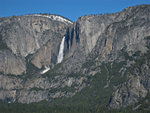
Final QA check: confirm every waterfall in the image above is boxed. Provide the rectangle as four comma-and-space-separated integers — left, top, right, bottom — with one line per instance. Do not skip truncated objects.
40, 66, 50, 74
57, 36, 65, 63
40, 36, 65, 74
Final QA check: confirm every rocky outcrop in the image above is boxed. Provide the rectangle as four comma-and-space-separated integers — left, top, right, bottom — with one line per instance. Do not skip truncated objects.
0, 72, 86, 103
109, 53, 150, 108
17, 90, 49, 103
109, 75, 148, 108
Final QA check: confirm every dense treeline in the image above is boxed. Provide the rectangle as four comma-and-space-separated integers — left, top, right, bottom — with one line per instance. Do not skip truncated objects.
0, 97, 149, 113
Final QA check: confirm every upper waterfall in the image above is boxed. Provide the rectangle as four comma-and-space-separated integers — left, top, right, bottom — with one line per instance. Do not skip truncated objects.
57, 36, 65, 63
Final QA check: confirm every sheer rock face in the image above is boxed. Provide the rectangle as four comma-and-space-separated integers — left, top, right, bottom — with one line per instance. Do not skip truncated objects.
109, 75, 148, 108
0, 50, 26, 75
0, 15, 70, 57
0, 5, 150, 109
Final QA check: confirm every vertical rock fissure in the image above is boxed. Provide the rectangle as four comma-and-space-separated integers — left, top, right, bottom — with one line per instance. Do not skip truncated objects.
57, 36, 65, 63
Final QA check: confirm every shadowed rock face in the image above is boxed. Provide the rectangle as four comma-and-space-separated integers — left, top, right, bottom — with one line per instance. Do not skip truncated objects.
0, 5, 150, 109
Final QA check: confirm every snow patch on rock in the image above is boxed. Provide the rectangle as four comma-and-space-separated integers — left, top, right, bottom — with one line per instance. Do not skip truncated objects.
29, 14, 73, 24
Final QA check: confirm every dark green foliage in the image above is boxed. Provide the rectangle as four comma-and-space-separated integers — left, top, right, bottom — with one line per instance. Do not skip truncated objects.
82, 60, 95, 68
25, 54, 38, 73
133, 51, 141, 57
67, 72, 84, 77
0, 93, 149, 113
123, 51, 133, 61
42, 59, 70, 78
26, 61, 39, 76
145, 36, 150, 49
130, 50, 150, 72
49, 86, 76, 94
42, 63, 62, 78
30, 87, 44, 91
0, 34, 8, 50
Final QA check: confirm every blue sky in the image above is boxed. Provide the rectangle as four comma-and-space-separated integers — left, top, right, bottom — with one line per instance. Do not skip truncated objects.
0, 0, 150, 21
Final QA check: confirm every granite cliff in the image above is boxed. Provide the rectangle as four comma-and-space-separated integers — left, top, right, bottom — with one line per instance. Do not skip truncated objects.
0, 5, 150, 112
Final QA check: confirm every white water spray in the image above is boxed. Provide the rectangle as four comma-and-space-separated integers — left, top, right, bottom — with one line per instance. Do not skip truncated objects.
57, 36, 65, 63
40, 66, 50, 74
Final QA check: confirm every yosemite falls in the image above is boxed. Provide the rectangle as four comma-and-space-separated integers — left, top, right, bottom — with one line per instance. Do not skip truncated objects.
40, 36, 65, 74
57, 36, 65, 63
